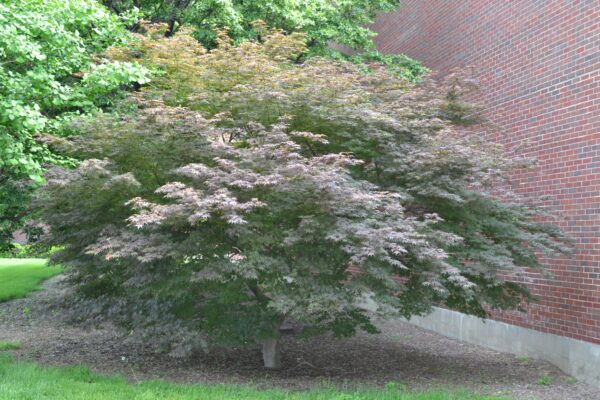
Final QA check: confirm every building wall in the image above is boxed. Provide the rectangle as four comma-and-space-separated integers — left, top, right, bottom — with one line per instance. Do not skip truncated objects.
373, 0, 600, 344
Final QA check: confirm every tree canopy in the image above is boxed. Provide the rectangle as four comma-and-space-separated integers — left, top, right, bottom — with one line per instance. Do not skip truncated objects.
102, 0, 427, 81
0, 0, 150, 251
38, 26, 568, 368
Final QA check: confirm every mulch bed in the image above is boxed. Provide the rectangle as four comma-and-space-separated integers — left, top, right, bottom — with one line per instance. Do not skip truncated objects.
0, 275, 598, 400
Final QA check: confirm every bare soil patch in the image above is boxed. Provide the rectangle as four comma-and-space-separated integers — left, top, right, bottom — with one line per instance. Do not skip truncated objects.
0, 275, 597, 400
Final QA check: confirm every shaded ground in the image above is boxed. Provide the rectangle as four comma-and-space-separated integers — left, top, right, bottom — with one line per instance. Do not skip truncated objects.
0, 275, 597, 400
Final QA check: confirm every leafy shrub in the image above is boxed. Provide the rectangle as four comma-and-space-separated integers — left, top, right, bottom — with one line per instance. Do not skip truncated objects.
38, 27, 568, 367
0, 0, 151, 251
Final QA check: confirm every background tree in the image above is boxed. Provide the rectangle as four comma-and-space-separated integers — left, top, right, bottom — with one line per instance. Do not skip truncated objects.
0, 0, 150, 252
102, 0, 427, 81
38, 26, 568, 368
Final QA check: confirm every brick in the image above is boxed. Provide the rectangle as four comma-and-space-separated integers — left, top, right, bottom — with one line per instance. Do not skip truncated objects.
373, 0, 600, 345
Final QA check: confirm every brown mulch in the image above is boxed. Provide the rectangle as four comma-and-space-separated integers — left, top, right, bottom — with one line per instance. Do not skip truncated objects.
0, 275, 598, 400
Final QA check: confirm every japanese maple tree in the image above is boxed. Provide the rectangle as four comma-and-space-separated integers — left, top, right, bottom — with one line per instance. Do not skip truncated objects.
38, 26, 567, 368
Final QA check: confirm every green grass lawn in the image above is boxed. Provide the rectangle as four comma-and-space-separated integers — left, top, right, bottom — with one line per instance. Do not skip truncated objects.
0, 355, 507, 400
0, 258, 62, 302
0, 341, 21, 351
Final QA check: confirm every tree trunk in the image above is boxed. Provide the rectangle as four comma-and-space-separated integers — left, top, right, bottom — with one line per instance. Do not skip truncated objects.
261, 337, 281, 369
166, 18, 177, 37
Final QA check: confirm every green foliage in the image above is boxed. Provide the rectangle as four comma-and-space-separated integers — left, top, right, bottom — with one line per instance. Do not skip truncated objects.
515, 355, 530, 363
536, 375, 551, 386
0, 354, 509, 399
0, 243, 62, 259
105, 0, 396, 50
0, 0, 151, 251
0, 341, 21, 351
0, 243, 28, 259
0, 259, 62, 302
103, 0, 426, 80
38, 28, 567, 365
0, 178, 31, 253
345, 51, 430, 82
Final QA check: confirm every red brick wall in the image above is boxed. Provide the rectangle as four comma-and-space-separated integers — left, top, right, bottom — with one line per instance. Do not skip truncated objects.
373, 0, 600, 344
